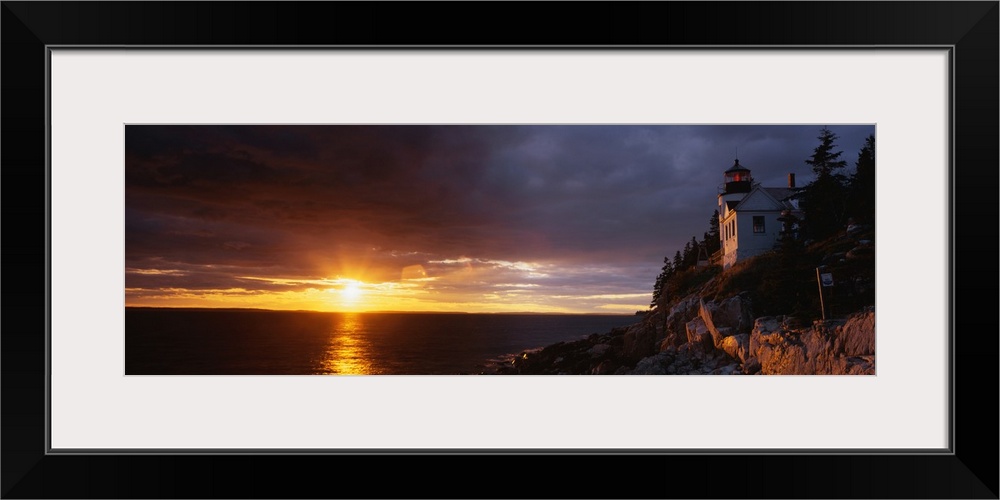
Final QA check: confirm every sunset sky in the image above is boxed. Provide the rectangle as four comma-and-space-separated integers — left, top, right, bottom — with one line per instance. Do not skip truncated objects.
125, 125, 875, 313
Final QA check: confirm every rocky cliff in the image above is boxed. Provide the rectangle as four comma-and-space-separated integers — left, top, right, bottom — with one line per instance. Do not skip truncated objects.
491, 288, 875, 376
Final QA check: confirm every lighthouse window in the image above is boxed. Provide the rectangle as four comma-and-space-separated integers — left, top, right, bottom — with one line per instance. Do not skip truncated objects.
753, 216, 765, 233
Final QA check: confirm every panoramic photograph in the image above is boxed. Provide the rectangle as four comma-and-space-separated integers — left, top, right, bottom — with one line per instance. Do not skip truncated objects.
125, 124, 876, 375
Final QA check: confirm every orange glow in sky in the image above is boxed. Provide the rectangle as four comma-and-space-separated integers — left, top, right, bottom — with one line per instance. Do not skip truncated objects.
125, 263, 652, 314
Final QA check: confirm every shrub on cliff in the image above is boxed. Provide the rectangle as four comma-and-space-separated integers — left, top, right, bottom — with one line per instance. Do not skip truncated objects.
652, 218, 874, 323
701, 225, 874, 320
659, 265, 719, 305
704, 252, 812, 317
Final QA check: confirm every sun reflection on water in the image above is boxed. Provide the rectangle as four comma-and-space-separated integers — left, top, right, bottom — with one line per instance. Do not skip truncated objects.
319, 313, 376, 375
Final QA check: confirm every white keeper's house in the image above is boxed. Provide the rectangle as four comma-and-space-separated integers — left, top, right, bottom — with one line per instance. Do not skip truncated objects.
716, 159, 803, 269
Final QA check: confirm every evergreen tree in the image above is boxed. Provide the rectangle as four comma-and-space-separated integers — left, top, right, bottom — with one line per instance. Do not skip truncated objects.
849, 134, 876, 225
777, 209, 802, 252
681, 240, 693, 269
806, 127, 848, 177
703, 210, 721, 256
799, 127, 849, 240
651, 256, 673, 307
673, 250, 683, 271
680, 237, 700, 268
687, 236, 700, 267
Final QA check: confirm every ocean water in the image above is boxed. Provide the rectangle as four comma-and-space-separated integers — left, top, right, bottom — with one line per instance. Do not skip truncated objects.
125, 308, 641, 375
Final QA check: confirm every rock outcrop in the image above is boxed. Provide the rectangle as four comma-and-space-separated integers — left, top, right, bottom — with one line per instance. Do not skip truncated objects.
621, 319, 665, 363
698, 292, 754, 342
661, 296, 701, 348
486, 291, 875, 376
747, 309, 876, 375
835, 305, 876, 356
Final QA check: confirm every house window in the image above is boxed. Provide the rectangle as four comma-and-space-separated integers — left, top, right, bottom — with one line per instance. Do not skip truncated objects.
753, 216, 765, 233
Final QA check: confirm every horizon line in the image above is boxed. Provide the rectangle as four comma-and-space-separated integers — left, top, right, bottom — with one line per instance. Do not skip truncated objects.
123, 305, 645, 316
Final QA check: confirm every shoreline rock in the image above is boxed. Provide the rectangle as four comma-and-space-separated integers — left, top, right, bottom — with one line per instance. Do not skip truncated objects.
482, 295, 875, 375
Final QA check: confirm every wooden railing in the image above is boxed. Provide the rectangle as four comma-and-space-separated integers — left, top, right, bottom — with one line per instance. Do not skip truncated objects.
709, 249, 723, 265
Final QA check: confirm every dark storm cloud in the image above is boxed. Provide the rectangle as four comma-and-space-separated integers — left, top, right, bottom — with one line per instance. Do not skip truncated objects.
125, 124, 874, 308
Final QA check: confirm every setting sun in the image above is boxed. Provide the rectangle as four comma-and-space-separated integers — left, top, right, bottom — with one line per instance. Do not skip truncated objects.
329, 279, 369, 310
340, 280, 363, 302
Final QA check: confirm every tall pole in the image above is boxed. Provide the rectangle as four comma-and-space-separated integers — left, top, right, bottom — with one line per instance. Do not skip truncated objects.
816, 267, 826, 321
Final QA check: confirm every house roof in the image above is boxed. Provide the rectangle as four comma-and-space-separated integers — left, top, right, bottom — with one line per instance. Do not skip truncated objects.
732, 185, 798, 212
763, 187, 796, 203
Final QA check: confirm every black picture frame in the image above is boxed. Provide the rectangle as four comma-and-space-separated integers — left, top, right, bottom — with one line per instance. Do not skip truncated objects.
3, 2, 997, 498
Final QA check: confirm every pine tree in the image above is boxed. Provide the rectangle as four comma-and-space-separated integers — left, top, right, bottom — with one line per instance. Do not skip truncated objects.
680, 237, 699, 268
849, 134, 876, 225
799, 127, 849, 240
703, 210, 721, 256
651, 256, 673, 307
806, 127, 848, 177
687, 236, 700, 267
673, 250, 683, 271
